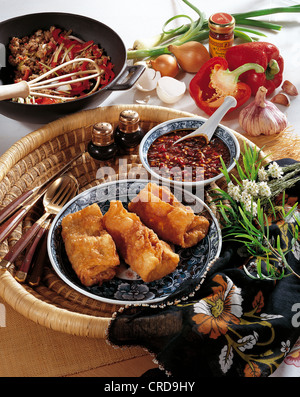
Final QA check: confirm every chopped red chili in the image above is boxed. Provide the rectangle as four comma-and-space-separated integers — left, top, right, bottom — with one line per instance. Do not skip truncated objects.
147, 130, 230, 182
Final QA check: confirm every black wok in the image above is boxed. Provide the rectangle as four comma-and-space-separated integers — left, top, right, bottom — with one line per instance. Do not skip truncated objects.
0, 12, 144, 123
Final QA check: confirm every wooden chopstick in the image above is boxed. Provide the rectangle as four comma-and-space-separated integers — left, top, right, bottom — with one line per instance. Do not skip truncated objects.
15, 219, 51, 283
28, 227, 50, 286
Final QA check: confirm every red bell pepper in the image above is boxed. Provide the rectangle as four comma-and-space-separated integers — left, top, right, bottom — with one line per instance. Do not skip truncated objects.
189, 57, 264, 116
225, 42, 284, 96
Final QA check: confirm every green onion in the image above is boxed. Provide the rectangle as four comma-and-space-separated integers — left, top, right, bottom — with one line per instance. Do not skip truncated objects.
127, 1, 300, 59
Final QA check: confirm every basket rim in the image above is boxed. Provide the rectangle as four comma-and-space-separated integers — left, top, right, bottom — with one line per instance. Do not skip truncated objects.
0, 104, 260, 182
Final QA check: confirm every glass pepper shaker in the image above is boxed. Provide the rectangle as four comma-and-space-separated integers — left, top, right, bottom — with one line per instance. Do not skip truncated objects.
114, 110, 144, 154
88, 122, 118, 161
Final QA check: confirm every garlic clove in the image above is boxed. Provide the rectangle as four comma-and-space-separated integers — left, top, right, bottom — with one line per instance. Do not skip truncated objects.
271, 93, 290, 106
282, 80, 298, 96
135, 68, 161, 92
156, 76, 186, 104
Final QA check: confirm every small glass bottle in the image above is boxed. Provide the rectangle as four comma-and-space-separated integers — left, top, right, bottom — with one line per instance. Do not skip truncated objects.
114, 110, 144, 154
88, 122, 118, 161
208, 13, 235, 58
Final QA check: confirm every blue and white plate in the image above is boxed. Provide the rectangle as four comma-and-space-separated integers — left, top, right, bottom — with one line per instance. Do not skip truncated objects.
47, 179, 222, 305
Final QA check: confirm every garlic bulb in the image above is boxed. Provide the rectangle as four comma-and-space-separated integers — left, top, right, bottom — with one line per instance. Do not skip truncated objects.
239, 86, 288, 136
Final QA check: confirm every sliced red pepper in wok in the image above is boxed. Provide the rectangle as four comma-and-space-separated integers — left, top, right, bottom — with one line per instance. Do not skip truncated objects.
225, 42, 284, 97
189, 57, 264, 116
52, 28, 62, 42
99, 63, 115, 87
9, 26, 116, 104
49, 29, 115, 98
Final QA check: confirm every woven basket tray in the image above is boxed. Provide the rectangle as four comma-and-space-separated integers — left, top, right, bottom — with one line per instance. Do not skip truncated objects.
0, 104, 291, 339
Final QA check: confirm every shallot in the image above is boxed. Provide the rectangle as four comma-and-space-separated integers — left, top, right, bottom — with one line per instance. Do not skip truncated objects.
150, 54, 180, 78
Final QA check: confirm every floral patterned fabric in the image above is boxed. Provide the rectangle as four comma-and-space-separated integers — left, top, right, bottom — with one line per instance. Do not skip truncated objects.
108, 160, 300, 377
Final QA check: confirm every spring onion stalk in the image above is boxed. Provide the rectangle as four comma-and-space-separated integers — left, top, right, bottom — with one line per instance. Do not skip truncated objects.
132, 33, 165, 51
127, 1, 300, 59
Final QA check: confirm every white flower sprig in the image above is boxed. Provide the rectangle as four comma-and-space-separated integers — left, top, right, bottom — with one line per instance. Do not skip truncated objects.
227, 162, 282, 216
214, 142, 300, 281
267, 162, 284, 179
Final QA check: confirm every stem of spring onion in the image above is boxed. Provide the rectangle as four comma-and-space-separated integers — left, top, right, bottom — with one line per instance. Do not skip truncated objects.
127, 3, 300, 59
232, 5, 300, 19
235, 26, 267, 37
234, 18, 282, 31
234, 30, 259, 43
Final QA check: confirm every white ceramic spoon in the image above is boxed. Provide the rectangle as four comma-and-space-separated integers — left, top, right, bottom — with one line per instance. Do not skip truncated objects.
173, 95, 237, 145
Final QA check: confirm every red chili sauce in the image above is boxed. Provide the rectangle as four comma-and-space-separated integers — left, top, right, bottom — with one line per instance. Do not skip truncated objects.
147, 130, 230, 182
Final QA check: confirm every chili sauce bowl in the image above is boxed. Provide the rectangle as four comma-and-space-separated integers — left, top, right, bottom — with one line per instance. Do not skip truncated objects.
139, 117, 240, 187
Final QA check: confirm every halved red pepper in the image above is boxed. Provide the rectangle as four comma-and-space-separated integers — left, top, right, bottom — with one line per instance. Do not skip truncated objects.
189, 57, 264, 116
225, 42, 284, 96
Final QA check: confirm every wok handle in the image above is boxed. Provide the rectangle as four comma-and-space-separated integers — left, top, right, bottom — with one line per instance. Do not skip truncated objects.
0, 81, 30, 101
109, 64, 145, 91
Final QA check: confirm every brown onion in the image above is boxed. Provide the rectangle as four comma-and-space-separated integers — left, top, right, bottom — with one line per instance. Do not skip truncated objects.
150, 54, 180, 78
168, 41, 210, 73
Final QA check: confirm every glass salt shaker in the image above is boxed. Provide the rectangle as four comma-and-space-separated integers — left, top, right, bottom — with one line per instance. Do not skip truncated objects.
88, 122, 118, 161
